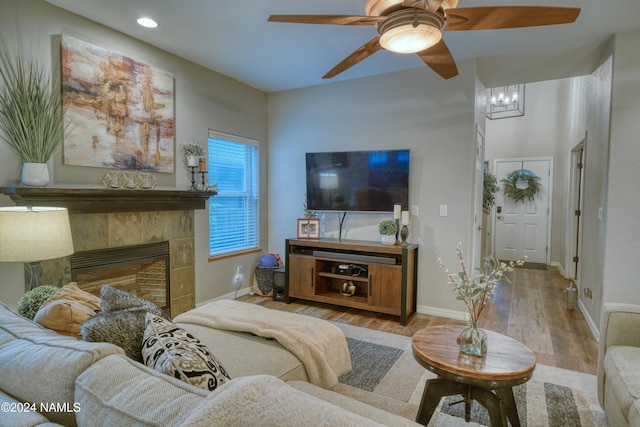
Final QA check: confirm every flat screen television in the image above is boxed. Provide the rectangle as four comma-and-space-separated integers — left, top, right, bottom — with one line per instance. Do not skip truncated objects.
305, 149, 410, 212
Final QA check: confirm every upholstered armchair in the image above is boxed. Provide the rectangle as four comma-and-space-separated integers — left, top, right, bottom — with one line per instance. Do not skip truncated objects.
598, 303, 640, 427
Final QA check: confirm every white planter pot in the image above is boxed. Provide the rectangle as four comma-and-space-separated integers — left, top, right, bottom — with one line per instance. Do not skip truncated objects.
186, 155, 198, 167
380, 234, 396, 246
21, 163, 50, 186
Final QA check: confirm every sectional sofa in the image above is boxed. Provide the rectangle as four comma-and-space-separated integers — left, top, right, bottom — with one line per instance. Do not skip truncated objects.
0, 298, 421, 426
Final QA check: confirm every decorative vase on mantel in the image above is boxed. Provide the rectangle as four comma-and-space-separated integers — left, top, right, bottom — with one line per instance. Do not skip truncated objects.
458, 321, 487, 357
21, 163, 50, 186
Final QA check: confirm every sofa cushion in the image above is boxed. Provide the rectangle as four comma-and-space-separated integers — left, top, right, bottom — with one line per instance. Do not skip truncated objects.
75, 354, 207, 427
142, 313, 230, 391
0, 390, 62, 427
628, 399, 640, 427
176, 322, 308, 382
603, 345, 640, 424
0, 302, 123, 426
81, 285, 163, 362
180, 375, 385, 427
288, 380, 421, 426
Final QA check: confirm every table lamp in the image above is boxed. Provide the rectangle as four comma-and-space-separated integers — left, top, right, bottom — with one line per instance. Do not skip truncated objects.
0, 206, 74, 290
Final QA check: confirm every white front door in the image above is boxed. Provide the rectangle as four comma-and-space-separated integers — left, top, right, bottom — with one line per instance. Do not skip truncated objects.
493, 158, 552, 264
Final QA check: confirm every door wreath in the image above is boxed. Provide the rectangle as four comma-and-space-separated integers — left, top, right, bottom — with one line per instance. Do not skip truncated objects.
501, 169, 541, 202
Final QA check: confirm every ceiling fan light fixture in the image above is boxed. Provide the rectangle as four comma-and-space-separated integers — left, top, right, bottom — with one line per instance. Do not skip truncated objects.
378, 9, 444, 54
380, 24, 441, 53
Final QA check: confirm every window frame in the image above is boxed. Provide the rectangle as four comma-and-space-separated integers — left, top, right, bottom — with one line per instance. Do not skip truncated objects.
207, 130, 260, 260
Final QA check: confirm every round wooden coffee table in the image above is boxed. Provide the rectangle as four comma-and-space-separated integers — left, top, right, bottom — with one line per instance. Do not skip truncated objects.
412, 325, 535, 427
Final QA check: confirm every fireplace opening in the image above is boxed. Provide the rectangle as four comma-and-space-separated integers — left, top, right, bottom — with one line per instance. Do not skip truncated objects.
70, 241, 170, 313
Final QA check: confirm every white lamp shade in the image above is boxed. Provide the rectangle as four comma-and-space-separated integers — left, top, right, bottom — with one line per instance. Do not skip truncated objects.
0, 206, 74, 263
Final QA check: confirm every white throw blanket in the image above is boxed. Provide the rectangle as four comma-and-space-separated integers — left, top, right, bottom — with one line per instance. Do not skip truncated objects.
173, 300, 351, 389
179, 375, 383, 427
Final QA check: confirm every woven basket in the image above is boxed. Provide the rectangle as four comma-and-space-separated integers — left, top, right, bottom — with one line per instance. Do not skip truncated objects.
253, 265, 279, 296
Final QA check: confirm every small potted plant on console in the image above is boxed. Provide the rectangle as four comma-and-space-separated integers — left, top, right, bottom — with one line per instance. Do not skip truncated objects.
378, 220, 398, 246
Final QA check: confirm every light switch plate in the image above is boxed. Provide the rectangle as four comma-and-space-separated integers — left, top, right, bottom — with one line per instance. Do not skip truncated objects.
439, 205, 448, 217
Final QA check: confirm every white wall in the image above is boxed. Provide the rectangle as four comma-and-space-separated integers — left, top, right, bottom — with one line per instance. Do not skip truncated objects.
268, 61, 480, 318
578, 52, 613, 329
603, 28, 640, 308
0, 0, 269, 308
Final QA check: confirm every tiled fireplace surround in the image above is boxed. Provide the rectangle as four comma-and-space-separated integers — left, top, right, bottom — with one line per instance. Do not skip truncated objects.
1, 187, 215, 318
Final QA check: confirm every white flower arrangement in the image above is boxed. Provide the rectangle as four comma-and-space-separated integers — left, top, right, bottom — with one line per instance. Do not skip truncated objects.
438, 242, 526, 324
181, 141, 205, 157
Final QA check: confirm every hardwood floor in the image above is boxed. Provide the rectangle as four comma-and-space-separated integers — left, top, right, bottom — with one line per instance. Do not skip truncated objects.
238, 265, 599, 375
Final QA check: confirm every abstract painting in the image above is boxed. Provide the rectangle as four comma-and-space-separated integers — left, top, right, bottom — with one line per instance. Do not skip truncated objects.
61, 35, 174, 172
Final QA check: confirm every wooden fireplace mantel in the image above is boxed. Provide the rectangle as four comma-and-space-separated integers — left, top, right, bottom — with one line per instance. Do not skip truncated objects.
0, 186, 216, 213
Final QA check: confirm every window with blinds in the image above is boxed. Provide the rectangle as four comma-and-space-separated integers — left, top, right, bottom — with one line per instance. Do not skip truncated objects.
207, 130, 259, 257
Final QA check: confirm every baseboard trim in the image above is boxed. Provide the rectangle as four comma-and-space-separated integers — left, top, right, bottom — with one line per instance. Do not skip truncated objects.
550, 261, 567, 278
579, 299, 600, 342
417, 304, 468, 321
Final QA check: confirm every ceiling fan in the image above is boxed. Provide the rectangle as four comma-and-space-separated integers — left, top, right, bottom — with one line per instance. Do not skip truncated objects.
268, 0, 580, 80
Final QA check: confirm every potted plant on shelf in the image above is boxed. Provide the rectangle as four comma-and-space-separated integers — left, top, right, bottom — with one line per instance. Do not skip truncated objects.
378, 219, 398, 246
0, 49, 69, 186
181, 142, 205, 167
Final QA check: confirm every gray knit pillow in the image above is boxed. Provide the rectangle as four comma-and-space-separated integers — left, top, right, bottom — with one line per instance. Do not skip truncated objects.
142, 313, 231, 391
81, 308, 149, 361
81, 286, 163, 362
100, 285, 161, 314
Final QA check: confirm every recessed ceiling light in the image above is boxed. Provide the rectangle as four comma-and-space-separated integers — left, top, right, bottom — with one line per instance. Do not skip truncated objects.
137, 17, 158, 28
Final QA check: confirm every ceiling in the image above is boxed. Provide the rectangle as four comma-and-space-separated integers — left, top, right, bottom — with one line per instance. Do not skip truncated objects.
45, 0, 640, 93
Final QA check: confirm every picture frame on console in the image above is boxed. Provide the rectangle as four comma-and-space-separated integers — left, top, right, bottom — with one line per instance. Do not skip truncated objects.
297, 218, 320, 239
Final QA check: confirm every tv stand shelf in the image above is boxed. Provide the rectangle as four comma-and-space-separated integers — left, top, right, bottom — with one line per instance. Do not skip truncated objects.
284, 238, 418, 325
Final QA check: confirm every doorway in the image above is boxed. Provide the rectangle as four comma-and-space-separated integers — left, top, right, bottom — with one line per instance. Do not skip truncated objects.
567, 139, 586, 285
493, 157, 553, 264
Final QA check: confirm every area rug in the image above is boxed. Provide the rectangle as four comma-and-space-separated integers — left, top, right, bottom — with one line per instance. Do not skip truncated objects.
332, 323, 609, 427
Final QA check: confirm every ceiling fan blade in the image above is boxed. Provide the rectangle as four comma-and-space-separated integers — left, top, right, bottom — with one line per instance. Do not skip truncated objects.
323, 37, 383, 79
268, 15, 384, 26
417, 39, 459, 79
402, 0, 444, 13
445, 6, 580, 31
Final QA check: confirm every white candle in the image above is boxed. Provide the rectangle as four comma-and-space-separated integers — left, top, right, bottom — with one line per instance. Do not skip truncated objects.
394, 204, 401, 220
402, 211, 409, 226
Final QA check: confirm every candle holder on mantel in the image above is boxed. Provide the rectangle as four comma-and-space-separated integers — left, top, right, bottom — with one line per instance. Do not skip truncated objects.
395, 219, 400, 242
199, 170, 208, 190
399, 225, 409, 247
189, 166, 198, 190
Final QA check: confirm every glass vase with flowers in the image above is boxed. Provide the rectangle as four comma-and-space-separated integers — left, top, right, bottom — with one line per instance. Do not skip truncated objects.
438, 243, 526, 356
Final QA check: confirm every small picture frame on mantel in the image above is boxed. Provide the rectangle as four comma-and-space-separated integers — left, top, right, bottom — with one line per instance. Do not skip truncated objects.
297, 218, 320, 239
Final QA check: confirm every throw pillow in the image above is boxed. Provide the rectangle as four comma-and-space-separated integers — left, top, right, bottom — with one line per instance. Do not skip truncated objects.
81, 285, 163, 362
142, 313, 231, 391
34, 300, 98, 339
44, 282, 101, 312
34, 282, 102, 338
100, 285, 161, 314
81, 308, 150, 362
